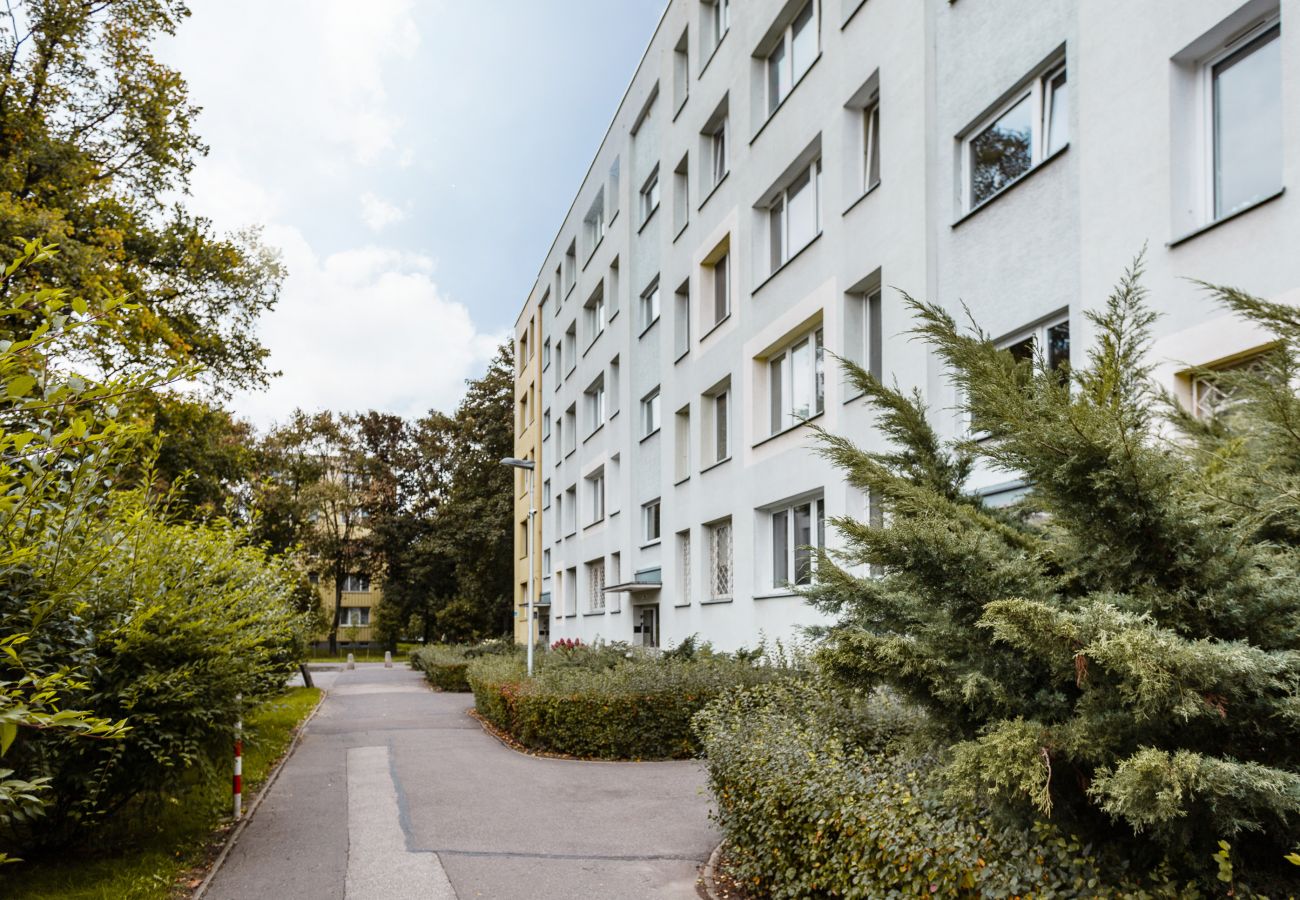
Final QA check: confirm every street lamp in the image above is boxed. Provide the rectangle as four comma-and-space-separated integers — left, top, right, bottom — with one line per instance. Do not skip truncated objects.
500, 457, 537, 676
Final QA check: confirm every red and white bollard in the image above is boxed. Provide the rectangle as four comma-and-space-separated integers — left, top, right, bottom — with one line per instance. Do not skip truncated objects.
233, 693, 243, 820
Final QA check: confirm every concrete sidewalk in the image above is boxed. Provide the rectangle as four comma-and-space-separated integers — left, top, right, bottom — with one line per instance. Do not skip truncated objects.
205, 664, 718, 899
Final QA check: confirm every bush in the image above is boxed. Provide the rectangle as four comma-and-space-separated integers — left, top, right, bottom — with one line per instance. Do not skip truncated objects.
466, 648, 788, 760
695, 681, 1193, 899
410, 643, 518, 692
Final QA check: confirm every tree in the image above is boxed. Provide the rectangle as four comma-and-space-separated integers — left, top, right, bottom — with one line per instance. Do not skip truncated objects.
256, 411, 370, 654
0, 0, 282, 394
809, 260, 1300, 881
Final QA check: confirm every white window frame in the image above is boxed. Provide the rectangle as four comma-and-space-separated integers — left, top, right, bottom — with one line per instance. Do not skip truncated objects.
707, 518, 733, 601
962, 61, 1068, 212
586, 469, 605, 525
710, 251, 730, 326
862, 99, 881, 194
640, 278, 661, 331
587, 558, 606, 612
1201, 19, 1282, 222
765, 0, 819, 116
708, 119, 728, 188
585, 288, 606, 344
770, 496, 825, 590
643, 499, 662, 544
768, 158, 822, 272
640, 166, 661, 224
584, 378, 606, 434
708, 0, 730, 52
341, 573, 370, 593
969, 313, 1070, 435
768, 327, 825, 435
641, 387, 662, 437
712, 389, 730, 463
542, 478, 552, 509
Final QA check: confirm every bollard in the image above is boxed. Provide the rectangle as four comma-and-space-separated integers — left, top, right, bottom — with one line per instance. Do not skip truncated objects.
384, 651, 392, 668
346, 652, 355, 670
233, 693, 243, 820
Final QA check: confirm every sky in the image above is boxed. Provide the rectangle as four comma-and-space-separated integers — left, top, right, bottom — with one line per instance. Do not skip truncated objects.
156, 0, 668, 428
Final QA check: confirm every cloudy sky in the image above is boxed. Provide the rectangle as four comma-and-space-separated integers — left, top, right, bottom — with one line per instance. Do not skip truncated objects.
157, 0, 667, 428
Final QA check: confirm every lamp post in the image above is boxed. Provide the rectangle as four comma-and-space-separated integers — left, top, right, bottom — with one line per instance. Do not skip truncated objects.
500, 457, 537, 676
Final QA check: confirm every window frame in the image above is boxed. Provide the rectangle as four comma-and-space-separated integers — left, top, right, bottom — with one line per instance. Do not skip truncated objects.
768, 157, 823, 272
640, 277, 661, 332
587, 557, 606, 612
862, 99, 881, 194
962, 60, 1068, 213
706, 518, 733, 601
768, 326, 825, 435
769, 495, 825, 591
639, 165, 661, 225
969, 312, 1070, 436
584, 376, 606, 435
642, 498, 662, 545
641, 387, 662, 438
765, 0, 819, 117
586, 468, 606, 525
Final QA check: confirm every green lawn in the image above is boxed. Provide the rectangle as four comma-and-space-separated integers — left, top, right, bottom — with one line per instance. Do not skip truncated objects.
1, 687, 322, 900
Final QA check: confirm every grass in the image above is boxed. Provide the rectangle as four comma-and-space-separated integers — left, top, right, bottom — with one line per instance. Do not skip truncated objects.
304, 642, 418, 664
1, 687, 322, 900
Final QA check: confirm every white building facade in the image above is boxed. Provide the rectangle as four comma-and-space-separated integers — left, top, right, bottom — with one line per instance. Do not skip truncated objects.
515, 0, 1300, 652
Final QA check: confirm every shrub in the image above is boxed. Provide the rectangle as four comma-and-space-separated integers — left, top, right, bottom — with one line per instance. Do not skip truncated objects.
466, 649, 788, 759
807, 263, 1300, 879
409, 643, 517, 692
695, 681, 1193, 899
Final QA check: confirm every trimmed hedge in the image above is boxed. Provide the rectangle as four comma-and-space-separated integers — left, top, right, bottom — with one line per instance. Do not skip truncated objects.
694, 681, 1194, 899
411, 642, 519, 692
466, 650, 786, 760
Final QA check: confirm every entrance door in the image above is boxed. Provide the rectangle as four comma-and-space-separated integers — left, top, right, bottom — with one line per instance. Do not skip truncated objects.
634, 605, 659, 648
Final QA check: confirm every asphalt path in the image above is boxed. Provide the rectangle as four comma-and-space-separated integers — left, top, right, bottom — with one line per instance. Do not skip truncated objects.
204, 663, 718, 900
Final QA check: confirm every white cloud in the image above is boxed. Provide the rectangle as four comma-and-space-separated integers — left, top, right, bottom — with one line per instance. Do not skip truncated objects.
359, 192, 406, 231
232, 229, 503, 428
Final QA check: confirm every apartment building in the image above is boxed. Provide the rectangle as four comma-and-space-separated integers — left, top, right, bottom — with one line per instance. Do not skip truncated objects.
515, 0, 1299, 652
312, 573, 381, 648
512, 293, 547, 645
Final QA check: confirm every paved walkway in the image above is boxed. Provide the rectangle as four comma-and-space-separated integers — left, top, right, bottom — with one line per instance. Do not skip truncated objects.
205, 664, 718, 900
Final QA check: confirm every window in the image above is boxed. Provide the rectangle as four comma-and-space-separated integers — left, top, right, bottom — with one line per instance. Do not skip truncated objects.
564, 485, 577, 535
609, 356, 621, 416
587, 558, 606, 611
341, 573, 370, 593
769, 327, 825, 434
705, 0, 730, 53
769, 158, 822, 271
674, 280, 691, 359
641, 387, 661, 437
542, 478, 552, 509
702, 382, 731, 467
707, 518, 733, 601
584, 190, 606, 255
563, 405, 577, 455
862, 100, 881, 193
673, 29, 690, 111
542, 337, 551, 370
608, 257, 620, 319
340, 607, 371, 627
553, 339, 562, 391
703, 238, 730, 332
565, 566, 577, 616
965, 61, 1068, 210
518, 332, 529, 371
677, 530, 692, 605
564, 322, 577, 373
674, 405, 691, 482
1191, 351, 1275, 420
973, 315, 1070, 433
643, 499, 662, 544
673, 154, 690, 234
640, 165, 660, 224
1209, 23, 1281, 219
542, 409, 552, 440
564, 241, 577, 295
771, 496, 825, 589
701, 96, 729, 196
845, 286, 882, 381
584, 283, 606, 344
640, 277, 661, 331
586, 468, 605, 524
584, 376, 606, 434
543, 548, 552, 575
766, 1, 818, 116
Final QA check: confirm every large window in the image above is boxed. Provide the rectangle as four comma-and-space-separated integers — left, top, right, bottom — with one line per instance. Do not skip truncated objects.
641, 387, 662, 437
341, 573, 371, 593
1209, 22, 1281, 219
340, 607, 371, 627
766, 1, 818, 115
706, 0, 730, 54
769, 327, 825, 434
769, 158, 822, 271
771, 496, 825, 589
707, 518, 733, 601
965, 62, 1068, 210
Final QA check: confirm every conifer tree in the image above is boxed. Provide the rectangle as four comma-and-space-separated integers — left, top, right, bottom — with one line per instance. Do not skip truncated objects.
809, 258, 1300, 874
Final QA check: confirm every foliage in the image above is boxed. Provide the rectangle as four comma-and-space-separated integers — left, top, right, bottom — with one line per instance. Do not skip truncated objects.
807, 259, 1300, 883
408, 642, 517, 692
0, 687, 319, 899
0, 245, 310, 856
0, 0, 283, 395
467, 645, 790, 760
695, 680, 1195, 899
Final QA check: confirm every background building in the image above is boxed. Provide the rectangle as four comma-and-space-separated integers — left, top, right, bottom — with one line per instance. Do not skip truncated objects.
515, 0, 1299, 651
312, 573, 381, 648
512, 294, 547, 644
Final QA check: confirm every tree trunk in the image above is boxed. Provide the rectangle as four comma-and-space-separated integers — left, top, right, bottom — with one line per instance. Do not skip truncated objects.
328, 571, 343, 655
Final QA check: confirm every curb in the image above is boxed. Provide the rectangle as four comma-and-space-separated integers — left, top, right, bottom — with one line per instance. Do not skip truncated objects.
191, 689, 328, 899
699, 840, 725, 900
